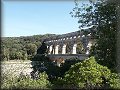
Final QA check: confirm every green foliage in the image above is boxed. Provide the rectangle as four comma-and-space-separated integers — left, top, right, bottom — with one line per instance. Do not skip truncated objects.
109, 73, 120, 89
22, 52, 28, 60
52, 77, 66, 89
1, 34, 55, 60
1, 73, 18, 89
25, 43, 37, 55
62, 57, 120, 89
60, 58, 81, 77
70, 0, 118, 72
76, 40, 85, 54
90, 2, 117, 72
1, 72, 52, 89
2, 48, 10, 60
15, 72, 51, 89
2, 56, 120, 89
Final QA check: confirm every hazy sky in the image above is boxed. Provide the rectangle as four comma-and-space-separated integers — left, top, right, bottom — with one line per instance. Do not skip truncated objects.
2, 0, 89, 37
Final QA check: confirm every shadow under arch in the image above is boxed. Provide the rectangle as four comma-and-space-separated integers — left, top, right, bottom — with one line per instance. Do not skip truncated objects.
30, 40, 89, 82
30, 40, 65, 80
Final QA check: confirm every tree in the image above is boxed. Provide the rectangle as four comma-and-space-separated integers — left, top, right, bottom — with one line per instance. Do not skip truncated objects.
34, 41, 41, 48
9, 48, 17, 60
37, 41, 47, 54
2, 47, 10, 60
63, 57, 120, 89
22, 52, 28, 60
76, 40, 85, 54
25, 43, 37, 56
70, 0, 119, 72
2, 34, 54, 60
15, 52, 23, 60
1, 71, 52, 89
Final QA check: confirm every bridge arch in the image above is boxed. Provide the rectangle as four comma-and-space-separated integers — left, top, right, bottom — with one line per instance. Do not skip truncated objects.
45, 29, 94, 55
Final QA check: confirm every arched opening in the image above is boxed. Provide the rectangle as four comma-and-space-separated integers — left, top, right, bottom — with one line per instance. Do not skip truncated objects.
55, 45, 59, 54
72, 44, 77, 54
76, 41, 85, 54
49, 45, 53, 54
62, 44, 66, 54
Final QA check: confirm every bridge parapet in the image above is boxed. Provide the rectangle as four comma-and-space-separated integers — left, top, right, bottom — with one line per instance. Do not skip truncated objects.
44, 27, 96, 55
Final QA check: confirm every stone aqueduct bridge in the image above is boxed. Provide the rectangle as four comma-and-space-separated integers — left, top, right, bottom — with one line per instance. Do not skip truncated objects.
44, 29, 95, 66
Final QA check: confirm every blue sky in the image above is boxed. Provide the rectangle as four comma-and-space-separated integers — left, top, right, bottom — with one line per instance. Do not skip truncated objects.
2, 0, 89, 37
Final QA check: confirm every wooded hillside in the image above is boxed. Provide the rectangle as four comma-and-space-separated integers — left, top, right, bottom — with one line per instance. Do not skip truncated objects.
1, 34, 56, 60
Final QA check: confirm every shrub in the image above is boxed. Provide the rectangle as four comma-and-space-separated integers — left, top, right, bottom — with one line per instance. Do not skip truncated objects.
109, 73, 120, 89
1, 72, 19, 89
1, 72, 52, 89
63, 56, 120, 89
14, 71, 51, 89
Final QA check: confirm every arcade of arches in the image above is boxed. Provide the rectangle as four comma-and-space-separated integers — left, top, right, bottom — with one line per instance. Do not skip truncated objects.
45, 30, 94, 55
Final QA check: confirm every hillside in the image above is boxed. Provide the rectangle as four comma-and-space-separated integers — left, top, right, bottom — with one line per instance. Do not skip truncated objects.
1, 28, 94, 61
1, 34, 56, 60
